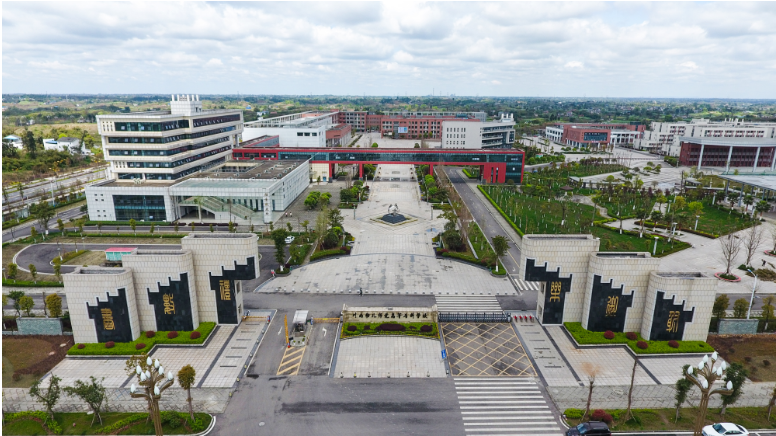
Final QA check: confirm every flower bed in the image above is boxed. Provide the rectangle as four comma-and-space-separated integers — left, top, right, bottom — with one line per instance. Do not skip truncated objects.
342, 321, 438, 339
765, 250, 776, 258
564, 322, 713, 355
309, 247, 350, 262
715, 272, 741, 282
68, 322, 215, 355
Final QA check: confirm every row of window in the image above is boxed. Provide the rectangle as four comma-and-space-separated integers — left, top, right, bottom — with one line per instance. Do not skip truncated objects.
121, 146, 231, 168
107, 126, 236, 144
115, 120, 191, 132
192, 114, 240, 127
296, 132, 319, 137
108, 136, 231, 157
273, 151, 525, 163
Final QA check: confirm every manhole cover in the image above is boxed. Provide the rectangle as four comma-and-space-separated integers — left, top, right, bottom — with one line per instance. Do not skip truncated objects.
259, 422, 265, 427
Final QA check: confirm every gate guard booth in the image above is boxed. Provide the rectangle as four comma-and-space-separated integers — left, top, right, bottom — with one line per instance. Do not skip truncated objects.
290, 310, 309, 347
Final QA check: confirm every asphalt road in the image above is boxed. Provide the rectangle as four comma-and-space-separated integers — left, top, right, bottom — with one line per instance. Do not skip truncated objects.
3, 167, 106, 206
2, 207, 87, 243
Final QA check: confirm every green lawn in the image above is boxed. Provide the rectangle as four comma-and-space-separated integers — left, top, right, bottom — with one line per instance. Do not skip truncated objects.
342, 321, 438, 339
591, 225, 691, 257
564, 322, 713, 355
564, 407, 775, 432
2, 412, 211, 435
68, 322, 216, 355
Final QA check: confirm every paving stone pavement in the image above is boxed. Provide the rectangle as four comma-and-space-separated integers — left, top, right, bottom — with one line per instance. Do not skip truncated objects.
513, 320, 580, 387
334, 336, 446, 378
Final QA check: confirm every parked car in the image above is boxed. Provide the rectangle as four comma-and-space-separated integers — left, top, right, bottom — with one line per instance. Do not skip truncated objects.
285, 236, 295, 244
702, 423, 749, 436
565, 421, 611, 436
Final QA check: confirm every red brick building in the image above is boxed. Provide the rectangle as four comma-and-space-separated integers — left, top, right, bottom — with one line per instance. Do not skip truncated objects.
325, 123, 352, 147
337, 111, 482, 139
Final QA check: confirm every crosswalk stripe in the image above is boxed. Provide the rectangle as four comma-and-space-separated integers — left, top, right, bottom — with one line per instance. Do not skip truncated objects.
465, 422, 558, 426
435, 295, 504, 313
457, 396, 544, 399
463, 416, 554, 419
465, 428, 559, 432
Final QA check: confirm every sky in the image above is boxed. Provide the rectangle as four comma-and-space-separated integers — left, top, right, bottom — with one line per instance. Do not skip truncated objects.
2, 1, 776, 98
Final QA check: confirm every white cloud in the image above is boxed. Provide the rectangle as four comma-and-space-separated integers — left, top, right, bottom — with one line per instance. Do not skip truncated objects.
1, 1, 775, 97
491, 80, 501, 85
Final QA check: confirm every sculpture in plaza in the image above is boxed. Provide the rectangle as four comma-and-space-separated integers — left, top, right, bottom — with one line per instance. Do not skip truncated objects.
388, 204, 399, 216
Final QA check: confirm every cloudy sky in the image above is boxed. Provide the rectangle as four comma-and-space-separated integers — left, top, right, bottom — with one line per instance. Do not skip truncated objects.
2, 2, 775, 98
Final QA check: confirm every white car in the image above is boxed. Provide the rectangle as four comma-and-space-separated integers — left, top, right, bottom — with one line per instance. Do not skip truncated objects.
285, 236, 295, 244
702, 423, 749, 436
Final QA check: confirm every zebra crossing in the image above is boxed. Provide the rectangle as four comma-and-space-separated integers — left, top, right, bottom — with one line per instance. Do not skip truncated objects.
435, 295, 503, 313
454, 378, 563, 436
512, 277, 540, 292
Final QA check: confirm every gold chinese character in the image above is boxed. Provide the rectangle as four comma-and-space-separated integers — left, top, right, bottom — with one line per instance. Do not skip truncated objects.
101, 308, 115, 330
163, 293, 175, 315
549, 282, 561, 302
219, 280, 231, 301
605, 296, 619, 317
667, 311, 680, 333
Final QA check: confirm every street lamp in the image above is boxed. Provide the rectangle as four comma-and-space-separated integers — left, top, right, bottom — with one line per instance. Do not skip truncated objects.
130, 357, 175, 436
694, 215, 700, 231
653, 236, 659, 256
669, 222, 678, 243
685, 352, 733, 436
746, 269, 758, 319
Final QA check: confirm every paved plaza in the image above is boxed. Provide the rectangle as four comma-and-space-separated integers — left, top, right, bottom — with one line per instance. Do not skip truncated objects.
334, 336, 446, 378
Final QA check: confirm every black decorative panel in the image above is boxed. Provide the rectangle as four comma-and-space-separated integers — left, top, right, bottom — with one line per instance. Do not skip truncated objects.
208, 256, 256, 324
86, 288, 133, 343
525, 258, 573, 325
147, 272, 194, 331
649, 291, 695, 341
586, 275, 634, 332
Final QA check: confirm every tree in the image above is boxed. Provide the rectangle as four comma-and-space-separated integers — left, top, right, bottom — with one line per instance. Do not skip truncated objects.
582, 375, 596, 420
29, 264, 38, 283
177, 365, 196, 420
30, 226, 38, 241
328, 208, 344, 231
57, 218, 65, 234
286, 222, 292, 233
190, 222, 195, 233
720, 362, 748, 416
712, 294, 729, 320
271, 229, 289, 270
23, 130, 37, 158
304, 192, 320, 209
624, 356, 638, 421
149, 223, 155, 235
19, 295, 35, 316
742, 224, 764, 267
174, 222, 179, 234
718, 234, 742, 276
46, 293, 63, 318
53, 263, 62, 282
97, 223, 103, 234
129, 218, 137, 235
762, 296, 775, 331
7, 263, 18, 280
768, 384, 776, 421
8, 290, 25, 317
209, 223, 214, 232
320, 192, 332, 207
732, 298, 749, 319
756, 200, 771, 218
64, 376, 106, 426
675, 365, 693, 422
301, 220, 309, 233
743, 194, 754, 213
491, 236, 509, 273
29, 375, 62, 420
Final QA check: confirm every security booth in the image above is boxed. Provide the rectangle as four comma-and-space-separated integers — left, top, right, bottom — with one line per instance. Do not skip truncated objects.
290, 310, 309, 347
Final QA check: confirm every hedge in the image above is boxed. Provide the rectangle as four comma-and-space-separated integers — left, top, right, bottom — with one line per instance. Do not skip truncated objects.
440, 249, 506, 275
62, 232, 185, 239
4, 411, 63, 434
310, 248, 347, 261
564, 322, 714, 355
68, 322, 216, 355
3, 279, 64, 287
462, 168, 479, 179
478, 185, 525, 236
95, 413, 147, 434
342, 321, 438, 339
52, 249, 89, 265
636, 220, 719, 238
84, 220, 171, 226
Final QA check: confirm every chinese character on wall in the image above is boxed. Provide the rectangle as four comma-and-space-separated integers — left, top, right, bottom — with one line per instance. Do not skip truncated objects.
219, 280, 231, 301
101, 308, 115, 330
667, 311, 680, 333
605, 296, 619, 317
163, 293, 175, 315
549, 282, 561, 302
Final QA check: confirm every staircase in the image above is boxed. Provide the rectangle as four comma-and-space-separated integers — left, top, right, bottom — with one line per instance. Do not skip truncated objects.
180, 196, 263, 222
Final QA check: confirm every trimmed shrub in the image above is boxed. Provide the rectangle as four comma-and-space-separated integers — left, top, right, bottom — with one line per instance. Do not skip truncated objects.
603, 330, 614, 340
636, 340, 648, 350
765, 360, 771, 367
77, 343, 85, 349
135, 343, 146, 350
626, 332, 638, 341
167, 331, 178, 339
376, 323, 406, 332
420, 325, 432, 333
146, 330, 155, 338
591, 409, 607, 421
668, 340, 679, 348
744, 356, 752, 363
602, 413, 613, 424
105, 341, 115, 349
564, 408, 584, 419
189, 331, 201, 340
347, 325, 357, 332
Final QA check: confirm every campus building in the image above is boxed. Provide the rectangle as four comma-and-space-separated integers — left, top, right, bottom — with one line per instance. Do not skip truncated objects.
63, 233, 259, 344
634, 118, 776, 157
86, 159, 310, 224
440, 113, 516, 149
519, 235, 716, 341
242, 111, 338, 148
543, 123, 644, 148
337, 110, 486, 133
97, 95, 244, 181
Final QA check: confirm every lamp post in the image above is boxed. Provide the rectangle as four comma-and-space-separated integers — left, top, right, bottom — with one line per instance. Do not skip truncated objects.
685, 352, 733, 436
694, 215, 700, 231
653, 236, 659, 256
669, 222, 678, 243
746, 269, 758, 319
130, 357, 175, 436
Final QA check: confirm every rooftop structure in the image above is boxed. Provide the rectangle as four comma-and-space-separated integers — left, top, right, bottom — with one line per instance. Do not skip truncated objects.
635, 118, 776, 156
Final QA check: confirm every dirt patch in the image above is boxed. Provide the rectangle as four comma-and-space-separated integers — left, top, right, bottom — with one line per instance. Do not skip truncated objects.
708, 334, 776, 382
63, 250, 107, 266
3, 243, 35, 282
2, 335, 73, 387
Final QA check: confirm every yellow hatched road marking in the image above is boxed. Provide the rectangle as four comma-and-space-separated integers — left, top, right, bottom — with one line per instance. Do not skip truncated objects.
277, 346, 307, 376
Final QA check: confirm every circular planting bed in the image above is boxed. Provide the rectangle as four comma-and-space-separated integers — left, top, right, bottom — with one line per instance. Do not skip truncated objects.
765, 250, 776, 258
714, 272, 741, 282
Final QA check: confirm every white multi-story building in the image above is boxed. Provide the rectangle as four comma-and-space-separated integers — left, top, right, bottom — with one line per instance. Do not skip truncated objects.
242, 111, 337, 148
97, 95, 243, 181
544, 126, 563, 143
635, 118, 776, 156
441, 114, 516, 149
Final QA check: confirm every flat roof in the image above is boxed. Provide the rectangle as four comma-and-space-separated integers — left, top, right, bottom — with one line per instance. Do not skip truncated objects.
105, 247, 137, 252
678, 136, 776, 147
197, 160, 307, 180
717, 173, 776, 191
